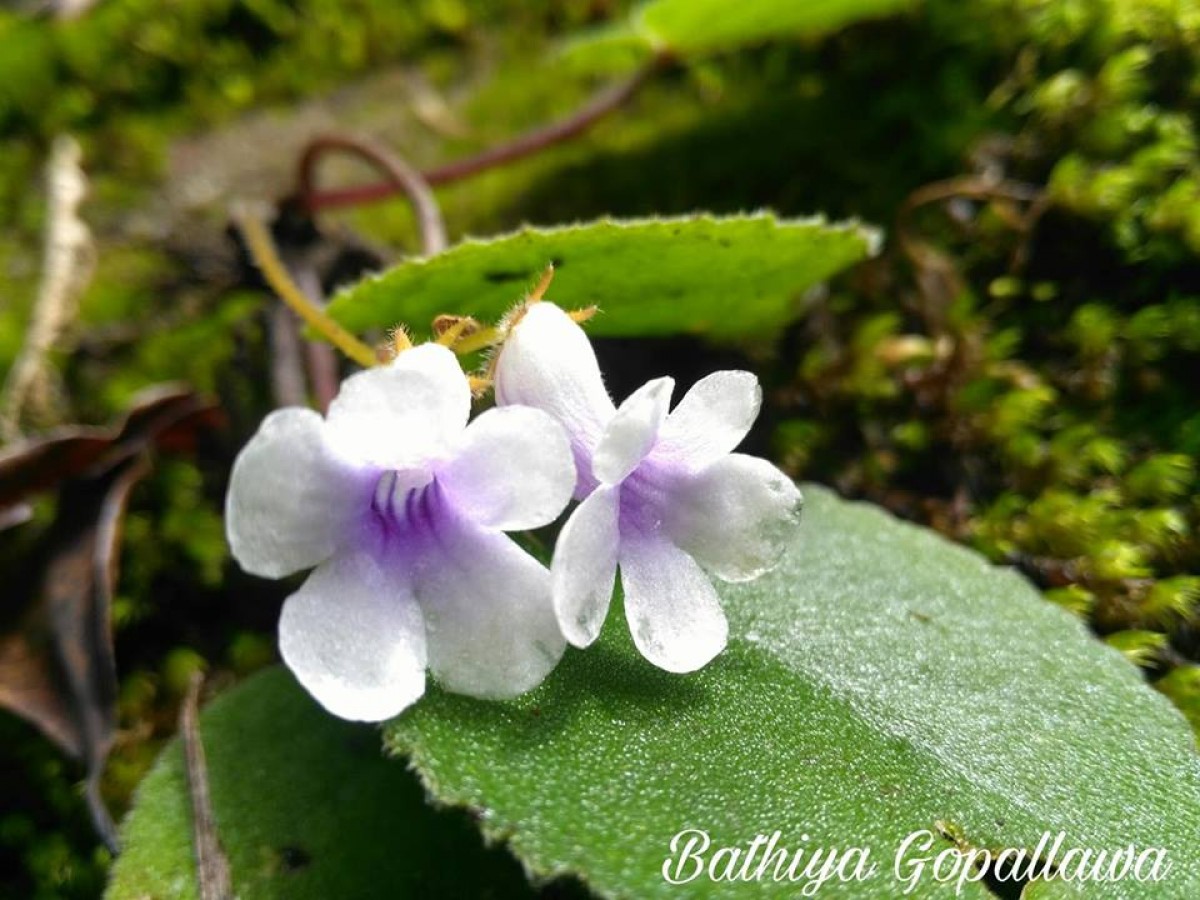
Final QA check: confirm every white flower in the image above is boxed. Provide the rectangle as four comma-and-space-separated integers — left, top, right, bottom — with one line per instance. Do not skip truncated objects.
495, 303, 803, 673
225, 343, 575, 721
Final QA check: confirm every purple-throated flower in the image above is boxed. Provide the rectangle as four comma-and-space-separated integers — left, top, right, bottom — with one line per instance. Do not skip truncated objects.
226, 343, 575, 721
494, 303, 803, 673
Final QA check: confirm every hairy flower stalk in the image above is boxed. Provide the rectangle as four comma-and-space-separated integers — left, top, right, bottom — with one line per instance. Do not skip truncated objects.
225, 343, 575, 721
494, 303, 804, 673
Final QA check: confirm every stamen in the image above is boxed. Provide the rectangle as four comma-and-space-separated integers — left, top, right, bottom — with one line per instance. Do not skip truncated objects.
433, 315, 479, 346
392, 325, 413, 354
449, 325, 502, 356
527, 264, 555, 303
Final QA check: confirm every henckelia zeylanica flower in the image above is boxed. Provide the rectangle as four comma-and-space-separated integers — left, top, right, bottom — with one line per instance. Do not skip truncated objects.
494, 302, 803, 673
226, 343, 575, 721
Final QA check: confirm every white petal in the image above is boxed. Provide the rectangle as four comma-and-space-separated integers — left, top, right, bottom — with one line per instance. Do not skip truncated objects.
551, 485, 620, 647
652, 371, 762, 470
415, 512, 565, 698
226, 408, 367, 578
494, 302, 615, 494
664, 454, 803, 582
438, 406, 575, 531
326, 343, 470, 470
593, 377, 674, 485
619, 534, 728, 673
279, 552, 426, 722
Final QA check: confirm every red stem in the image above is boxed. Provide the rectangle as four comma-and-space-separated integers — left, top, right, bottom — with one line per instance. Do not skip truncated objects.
296, 134, 447, 254
300, 59, 663, 214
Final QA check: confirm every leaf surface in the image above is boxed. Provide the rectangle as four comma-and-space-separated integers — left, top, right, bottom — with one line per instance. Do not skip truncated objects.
387, 485, 1200, 898
106, 669, 559, 900
325, 214, 879, 341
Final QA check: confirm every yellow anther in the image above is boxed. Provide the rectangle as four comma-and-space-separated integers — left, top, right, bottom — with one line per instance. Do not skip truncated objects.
434, 315, 482, 347
568, 305, 597, 324
468, 374, 492, 397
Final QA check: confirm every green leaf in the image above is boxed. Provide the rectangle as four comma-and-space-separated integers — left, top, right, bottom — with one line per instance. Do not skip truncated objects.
563, 0, 916, 69
557, 23, 655, 75
109, 487, 1200, 897
105, 669, 554, 900
325, 214, 879, 341
638, 0, 917, 57
387, 485, 1200, 898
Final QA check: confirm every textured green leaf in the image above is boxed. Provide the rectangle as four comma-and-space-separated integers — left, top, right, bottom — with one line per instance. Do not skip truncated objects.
563, 0, 916, 68
387, 485, 1200, 898
325, 214, 879, 341
105, 668, 554, 900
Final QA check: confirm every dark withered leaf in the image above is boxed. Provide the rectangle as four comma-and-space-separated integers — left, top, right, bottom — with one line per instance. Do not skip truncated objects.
0, 384, 222, 512
0, 385, 222, 850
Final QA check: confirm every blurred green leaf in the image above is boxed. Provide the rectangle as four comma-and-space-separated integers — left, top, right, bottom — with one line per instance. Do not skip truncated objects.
326, 214, 880, 340
557, 22, 655, 74
565, 0, 916, 67
106, 669, 552, 900
638, 0, 917, 57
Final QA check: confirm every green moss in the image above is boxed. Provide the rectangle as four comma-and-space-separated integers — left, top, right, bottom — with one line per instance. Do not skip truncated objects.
766, 0, 1200, 753
1157, 666, 1200, 736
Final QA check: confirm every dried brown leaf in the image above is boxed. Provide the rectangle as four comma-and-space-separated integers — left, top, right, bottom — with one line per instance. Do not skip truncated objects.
0, 385, 222, 850
0, 384, 223, 511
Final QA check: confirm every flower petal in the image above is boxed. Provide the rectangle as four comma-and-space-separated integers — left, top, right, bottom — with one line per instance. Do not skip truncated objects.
494, 302, 615, 494
551, 484, 620, 647
438, 406, 575, 531
619, 534, 728, 673
326, 343, 470, 470
226, 408, 367, 578
415, 510, 565, 698
663, 454, 803, 582
593, 377, 674, 485
279, 552, 426, 722
652, 371, 761, 470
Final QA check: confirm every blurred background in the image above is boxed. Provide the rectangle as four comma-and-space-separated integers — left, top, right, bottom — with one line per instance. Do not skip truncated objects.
1, 0, 1198, 895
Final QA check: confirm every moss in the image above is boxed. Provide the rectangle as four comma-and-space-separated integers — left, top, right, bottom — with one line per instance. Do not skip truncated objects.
765, 0, 1200, 747
1156, 666, 1200, 737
